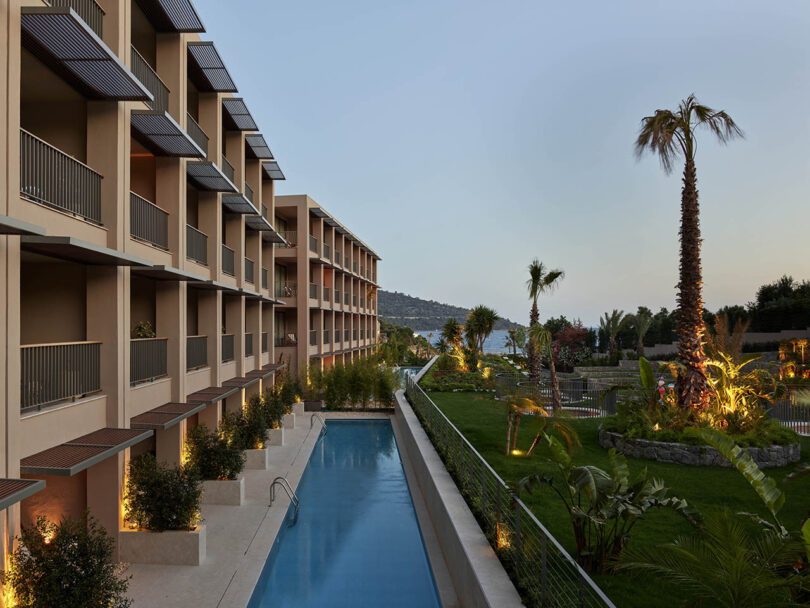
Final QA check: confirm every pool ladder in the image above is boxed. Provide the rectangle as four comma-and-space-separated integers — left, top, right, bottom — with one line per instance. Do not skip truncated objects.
270, 476, 300, 526
310, 412, 327, 442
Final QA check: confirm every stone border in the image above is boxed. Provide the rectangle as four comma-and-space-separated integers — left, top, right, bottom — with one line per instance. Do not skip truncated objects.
598, 427, 801, 468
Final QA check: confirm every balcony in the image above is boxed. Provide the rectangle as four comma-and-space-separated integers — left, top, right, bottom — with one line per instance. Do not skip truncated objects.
309, 235, 319, 254
352, 329, 357, 341
130, 46, 168, 112
245, 333, 253, 356
262, 268, 268, 289
352, 295, 357, 307
344, 329, 349, 342
344, 254, 349, 267
20, 129, 102, 224
222, 244, 235, 276
334, 250, 341, 266
245, 257, 254, 284
221, 156, 235, 183
245, 183, 254, 204
186, 335, 207, 370
324, 330, 330, 344
309, 331, 317, 346
353, 262, 358, 274
130, 192, 168, 250
186, 114, 208, 156
261, 332, 268, 353
276, 281, 297, 298
46, 0, 104, 36
275, 333, 297, 347
335, 289, 341, 304
323, 286, 331, 301
221, 334, 234, 363
186, 225, 208, 265
277, 230, 296, 248
21, 341, 101, 413
309, 283, 319, 299
344, 293, 349, 305
130, 337, 167, 386
323, 243, 331, 260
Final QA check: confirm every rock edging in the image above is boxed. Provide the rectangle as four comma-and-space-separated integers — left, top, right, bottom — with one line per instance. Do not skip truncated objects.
598, 427, 800, 468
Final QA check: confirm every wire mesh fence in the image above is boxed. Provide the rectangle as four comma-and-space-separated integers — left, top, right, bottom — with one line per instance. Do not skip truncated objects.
495, 373, 618, 418
404, 374, 616, 608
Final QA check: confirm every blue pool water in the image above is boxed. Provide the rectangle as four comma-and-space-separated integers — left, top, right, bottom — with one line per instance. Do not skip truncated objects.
247, 420, 442, 608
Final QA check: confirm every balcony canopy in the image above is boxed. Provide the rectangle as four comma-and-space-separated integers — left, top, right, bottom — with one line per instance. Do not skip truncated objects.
186, 385, 240, 405
132, 264, 203, 282
134, 0, 205, 33
187, 41, 237, 92
22, 7, 151, 101
222, 193, 258, 215
131, 111, 205, 158
222, 98, 258, 131
21, 428, 153, 476
131, 402, 206, 431
245, 215, 285, 245
0, 479, 46, 511
0, 215, 46, 236
21, 236, 151, 266
262, 161, 285, 181
245, 134, 273, 159
187, 161, 238, 192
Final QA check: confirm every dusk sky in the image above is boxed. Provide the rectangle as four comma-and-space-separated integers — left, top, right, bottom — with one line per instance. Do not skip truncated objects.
196, 0, 809, 327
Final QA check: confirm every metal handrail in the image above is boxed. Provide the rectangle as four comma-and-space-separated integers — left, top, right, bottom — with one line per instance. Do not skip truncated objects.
130, 46, 168, 112
310, 413, 327, 438
46, 0, 104, 37
186, 113, 208, 155
270, 476, 300, 526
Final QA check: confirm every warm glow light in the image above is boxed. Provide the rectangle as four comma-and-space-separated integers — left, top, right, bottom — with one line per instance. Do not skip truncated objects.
42, 530, 55, 545
496, 524, 511, 550
481, 367, 492, 380
652, 423, 661, 431
511, 449, 523, 456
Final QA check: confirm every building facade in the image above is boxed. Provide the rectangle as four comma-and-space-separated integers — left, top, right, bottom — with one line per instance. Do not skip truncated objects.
0, 0, 379, 577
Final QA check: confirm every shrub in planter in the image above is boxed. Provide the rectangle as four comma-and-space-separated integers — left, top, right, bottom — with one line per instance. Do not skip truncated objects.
260, 388, 290, 428
2, 515, 131, 608
219, 396, 268, 450
185, 424, 245, 480
124, 454, 201, 532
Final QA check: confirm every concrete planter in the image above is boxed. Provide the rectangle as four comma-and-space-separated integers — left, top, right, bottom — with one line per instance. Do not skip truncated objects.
282, 413, 295, 429
293, 402, 306, 416
303, 400, 324, 412
267, 428, 284, 446
245, 448, 270, 469
119, 525, 206, 566
202, 478, 244, 505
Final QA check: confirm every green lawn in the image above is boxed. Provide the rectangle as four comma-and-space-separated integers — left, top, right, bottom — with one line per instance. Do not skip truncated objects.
428, 391, 810, 608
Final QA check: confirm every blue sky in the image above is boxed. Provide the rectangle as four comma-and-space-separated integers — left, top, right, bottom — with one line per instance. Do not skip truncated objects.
195, 0, 810, 326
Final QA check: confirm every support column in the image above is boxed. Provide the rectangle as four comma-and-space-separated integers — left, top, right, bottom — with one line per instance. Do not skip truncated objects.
156, 281, 184, 401
86, 452, 124, 560
197, 289, 221, 388
155, 423, 183, 467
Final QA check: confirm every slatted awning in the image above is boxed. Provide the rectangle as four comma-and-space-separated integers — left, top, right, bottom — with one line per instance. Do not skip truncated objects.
262, 161, 285, 181
131, 402, 206, 431
0, 215, 46, 236
131, 111, 205, 158
0, 479, 46, 511
222, 98, 257, 131
186, 385, 241, 405
21, 236, 151, 266
132, 265, 204, 282
245, 215, 286, 246
222, 194, 258, 215
134, 0, 205, 33
187, 161, 238, 192
187, 41, 237, 92
21, 428, 153, 476
22, 7, 152, 102
245, 134, 273, 159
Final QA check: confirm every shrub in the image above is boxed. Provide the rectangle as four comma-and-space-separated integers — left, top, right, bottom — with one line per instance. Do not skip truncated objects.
434, 353, 458, 371
124, 454, 201, 532
261, 389, 289, 428
2, 515, 131, 608
324, 363, 349, 409
219, 402, 267, 451
184, 424, 245, 480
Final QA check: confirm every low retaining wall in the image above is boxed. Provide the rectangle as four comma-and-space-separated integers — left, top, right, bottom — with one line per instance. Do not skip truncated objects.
598, 428, 801, 468
394, 389, 522, 608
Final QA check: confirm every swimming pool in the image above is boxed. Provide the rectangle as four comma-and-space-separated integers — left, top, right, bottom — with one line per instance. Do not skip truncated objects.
247, 420, 442, 608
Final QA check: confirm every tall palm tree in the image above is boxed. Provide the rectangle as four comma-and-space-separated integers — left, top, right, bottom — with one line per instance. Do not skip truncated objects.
599, 309, 626, 357
630, 310, 654, 357
636, 94, 743, 411
440, 318, 463, 348
530, 324, 562, 412
465, 305, 499, 354
526, 260, 564, 380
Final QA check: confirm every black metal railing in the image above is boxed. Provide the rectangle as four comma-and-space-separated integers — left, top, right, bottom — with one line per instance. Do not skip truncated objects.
324, 330, 330, 344
352, 295, 358, 307
276, 281, 297, 298
344, 329, 349, 342
277, 230, 296, 248
309, 331, 317, 346
262, 205, 268, 219
309, 235, 319, 254
186, 335, 207, 370
221, 156, 235, 183
130, 192, 168, 249
353, 262, 358, 273
221, 334, 234, 362
186, 225, 208, 265
309, 283, 319, 299
130, 338, 167, 386
245, 257, 254, 283
405, 373, 617, 608
130, 46, 168, 113
262, 268, 268, 289
46, 0, 103, 37
494, 376, 618, 417
344, 293, 349, 305
335, 289, 341, 304
275, 333, 297, 347
245, 183, 253, 203
186, 113, 208, 155
20, 129, 102, 224
323, 243, 331, 260
21, 341, 101, 412
323, 286, 331, 301
334, 250, 341, 265
245, 333, 253, 356
261, 332, 268, 353
353, 329, 358, 340
769, 399, 810, 436
222, 244, 235, 276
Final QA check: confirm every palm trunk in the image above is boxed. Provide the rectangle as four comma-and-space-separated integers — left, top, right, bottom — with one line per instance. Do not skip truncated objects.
550, 356, 562, 412
528, 301, 540, 379
505, 411, 513, 455
637, 337, 645, 357
511, 413, 521, 452
676, 158, 711, 411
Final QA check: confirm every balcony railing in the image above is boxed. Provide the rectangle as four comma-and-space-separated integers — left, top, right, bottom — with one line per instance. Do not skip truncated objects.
21, 341, 101, 412
186, 113, 208, 155
353, 262, 358, 273
245, 183, 253, 203
335, 289, 341, 304
323, 243, 331, 260
277, 230, 296, 248
130, 337, 167, 386
245, 333, 253, 356
186, 335, 207, 370
20, 129, 102, 224
275, 332, 297, 347
344, 254, 349, 267
344, 293, 349, 305
309, 235, 319, 254
353, 295, 358, 307
186, 225, 208, 265
262, 204, 268, 219
221, 334, 234, 362
309, 331, 317, 346
222, 244, 235, 276
323, 286, 330, 301
276, 281, 297, 298
222, 156, 235, 183
130, 192, 168, 250
309, 283, 319, 299
245, 257, 254, 284
334, 250, 341, 265
261, 332, 268, 353
46, 0, 103, 36
324, 330, 330, 344
344, 329, 349, 342
353, 329, 358, 340
130, 46, 168, 113
262, 268, 268, 289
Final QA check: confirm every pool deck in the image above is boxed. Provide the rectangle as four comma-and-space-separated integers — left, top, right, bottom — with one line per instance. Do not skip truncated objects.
126, 412, 459, 608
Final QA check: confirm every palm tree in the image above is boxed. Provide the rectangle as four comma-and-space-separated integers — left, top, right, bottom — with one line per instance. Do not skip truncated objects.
636, 94, 743, 411
530, 324, 562, 412
599, 309, 626, 358
526, 260, 564, 380
506, 329, 518, 355
630, 310, 653, 356
466, 305, 499, 354
436, 338, 449, 354
440, 318, 463, 348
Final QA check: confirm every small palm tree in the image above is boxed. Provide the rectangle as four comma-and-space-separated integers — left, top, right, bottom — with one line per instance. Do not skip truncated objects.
526, 260, 564, 380
599, 309, 626, 357
440, 318, 463, 348
636, 94, 743, 411
530, 324, 562, 412
436, 338, 449, 354
630, 310, 654, 356
466, 305, 499, 354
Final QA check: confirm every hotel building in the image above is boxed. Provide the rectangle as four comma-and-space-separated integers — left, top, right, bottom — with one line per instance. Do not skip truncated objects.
0, 0, 379, 575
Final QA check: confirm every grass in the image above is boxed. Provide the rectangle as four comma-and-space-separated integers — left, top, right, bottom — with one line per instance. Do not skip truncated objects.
427, 391, 810, 608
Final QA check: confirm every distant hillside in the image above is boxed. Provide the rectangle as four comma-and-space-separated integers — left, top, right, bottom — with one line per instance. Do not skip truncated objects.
378, 290, 524, 331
